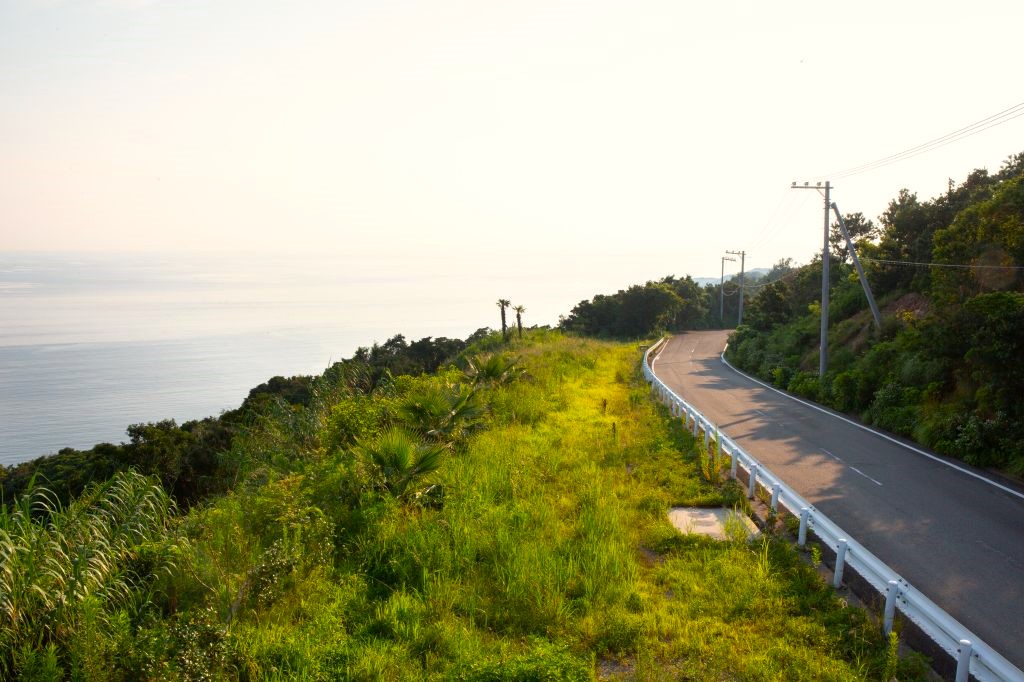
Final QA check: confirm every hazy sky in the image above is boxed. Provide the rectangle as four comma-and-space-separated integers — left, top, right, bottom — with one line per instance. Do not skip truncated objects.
2, 0, 1023, 284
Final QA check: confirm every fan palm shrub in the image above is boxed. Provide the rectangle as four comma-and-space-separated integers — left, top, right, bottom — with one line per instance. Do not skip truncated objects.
463, 353, 525, 388
353, 428, 446, 499
397, 382, 483, 444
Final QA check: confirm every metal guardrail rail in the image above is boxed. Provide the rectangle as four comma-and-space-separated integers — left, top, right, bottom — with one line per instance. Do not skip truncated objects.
643, 337, 1024, 682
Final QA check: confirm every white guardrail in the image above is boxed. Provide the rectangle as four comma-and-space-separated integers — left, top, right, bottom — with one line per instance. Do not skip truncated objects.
643, 337, 1024, 682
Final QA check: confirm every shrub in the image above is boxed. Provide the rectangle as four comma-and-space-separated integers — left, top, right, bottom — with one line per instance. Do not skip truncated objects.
786, 372, 820, 401
830, 370, 861, 412
770, 365, 793, 389
864, 381, 919, 435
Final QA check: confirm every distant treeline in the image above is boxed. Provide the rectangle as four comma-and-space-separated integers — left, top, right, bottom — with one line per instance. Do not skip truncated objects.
559, 276, 710, 337
728, 153, 1024, 476
0, 330, 493, 508
558, 270, 773, 338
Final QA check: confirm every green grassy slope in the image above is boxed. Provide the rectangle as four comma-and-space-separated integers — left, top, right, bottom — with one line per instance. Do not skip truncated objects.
3, 332, 924, 680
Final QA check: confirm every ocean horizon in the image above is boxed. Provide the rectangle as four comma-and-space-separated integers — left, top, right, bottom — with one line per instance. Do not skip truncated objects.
2, 251, 609, 466
0, 251, 512, 464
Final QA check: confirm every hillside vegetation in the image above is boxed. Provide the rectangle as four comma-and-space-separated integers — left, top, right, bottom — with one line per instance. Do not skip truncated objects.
1, 331, 921, 680
727, 154, 1024, 477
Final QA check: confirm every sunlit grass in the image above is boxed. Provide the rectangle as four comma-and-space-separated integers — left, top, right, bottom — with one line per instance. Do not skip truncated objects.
5, 331, 925, 679
216, 333, 917, 680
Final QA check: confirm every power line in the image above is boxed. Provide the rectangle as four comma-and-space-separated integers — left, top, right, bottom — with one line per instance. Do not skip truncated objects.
741, 267, 804, 291
860, 256, 1024, 271
827, 100, 1024, 179
746, 192, 796, 251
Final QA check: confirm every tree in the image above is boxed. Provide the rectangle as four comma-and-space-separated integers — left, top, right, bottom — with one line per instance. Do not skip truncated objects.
931, 174, 1024, 303
512, 305, 525, 339
560, 282, 682, 337
829, 212, 879, 261
661, 275, 708, 330
745, 280, 793, 331
497, 299, 511, 340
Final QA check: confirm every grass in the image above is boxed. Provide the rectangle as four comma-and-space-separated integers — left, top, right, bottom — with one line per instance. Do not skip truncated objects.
217, 334, 920, 679
4, 331, 927, 679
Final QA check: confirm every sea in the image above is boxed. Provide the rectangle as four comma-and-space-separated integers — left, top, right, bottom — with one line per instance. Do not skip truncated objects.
0, 251, 615, 466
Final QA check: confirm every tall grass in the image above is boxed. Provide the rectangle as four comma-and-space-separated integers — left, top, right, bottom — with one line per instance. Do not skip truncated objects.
3, 332, 927, 679
0, 471, 179, 677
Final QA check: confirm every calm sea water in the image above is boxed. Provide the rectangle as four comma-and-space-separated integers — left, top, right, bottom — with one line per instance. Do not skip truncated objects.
2, 251, 612, 466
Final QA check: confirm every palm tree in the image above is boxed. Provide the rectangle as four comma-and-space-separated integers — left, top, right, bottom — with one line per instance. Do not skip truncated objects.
497, 299, 510, 340
512, 305, 525, 339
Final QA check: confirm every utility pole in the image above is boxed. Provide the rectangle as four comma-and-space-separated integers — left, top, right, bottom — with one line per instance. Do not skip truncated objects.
720, 255, 736, 326
725, 250, 746, 326
791, 180, 831, 376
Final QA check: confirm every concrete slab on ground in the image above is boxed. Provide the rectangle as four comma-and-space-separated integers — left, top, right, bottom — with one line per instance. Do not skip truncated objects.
668, 507, 758, 541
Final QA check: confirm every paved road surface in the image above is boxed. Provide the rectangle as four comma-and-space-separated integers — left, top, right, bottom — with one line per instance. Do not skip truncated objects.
651, 330, 1024, 670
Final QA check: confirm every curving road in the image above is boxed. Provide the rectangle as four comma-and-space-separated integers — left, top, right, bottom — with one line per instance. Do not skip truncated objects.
651, 330, 1024, 670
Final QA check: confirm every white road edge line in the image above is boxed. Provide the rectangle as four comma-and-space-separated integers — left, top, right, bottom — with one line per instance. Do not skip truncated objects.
822, 448, 842, 462
651, 339, 668, 366
718, 347, 1024, 502
849, 467, 884, 486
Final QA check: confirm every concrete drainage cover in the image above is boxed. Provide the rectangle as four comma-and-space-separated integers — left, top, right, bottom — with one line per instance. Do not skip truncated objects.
668, 507, 758, 541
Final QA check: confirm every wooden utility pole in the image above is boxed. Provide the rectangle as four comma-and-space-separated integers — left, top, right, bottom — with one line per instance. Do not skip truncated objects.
725, 250, 746, 326
720, 255, 736, 326
791, 180, 831, 376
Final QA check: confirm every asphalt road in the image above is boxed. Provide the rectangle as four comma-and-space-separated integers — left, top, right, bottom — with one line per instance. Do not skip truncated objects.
651, 330, 1024, 670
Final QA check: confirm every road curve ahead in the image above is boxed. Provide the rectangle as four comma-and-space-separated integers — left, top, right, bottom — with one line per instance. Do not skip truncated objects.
652, 330, 1024, 669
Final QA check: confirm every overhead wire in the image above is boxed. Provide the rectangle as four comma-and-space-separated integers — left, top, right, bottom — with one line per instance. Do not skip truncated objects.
745, 191, 796, 252
827, 100, 1024, 179
740, 266, 804, 291
859, 257, 1024, 271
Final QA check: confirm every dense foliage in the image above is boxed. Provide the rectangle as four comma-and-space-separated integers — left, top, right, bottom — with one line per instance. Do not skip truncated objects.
1, 332, 490, 509
0, 331, 922, 680
727, 153, 1024, 476
559, 276, 709, 338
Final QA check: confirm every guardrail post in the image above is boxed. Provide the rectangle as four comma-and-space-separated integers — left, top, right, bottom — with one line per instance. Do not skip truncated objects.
730, 447, 738, 479
955, 640, 972, 682
883, 580, 899, 635
798, 508, 809, 546
833, 539, 848, 588
714, 426, 721, 458
770, 483, 780, 511
692, 414, 699, 438
703, 422, 710, 450
748, 465, 758, 499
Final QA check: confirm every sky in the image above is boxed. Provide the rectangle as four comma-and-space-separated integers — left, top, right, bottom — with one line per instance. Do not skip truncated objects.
2, 0, 1023, 301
